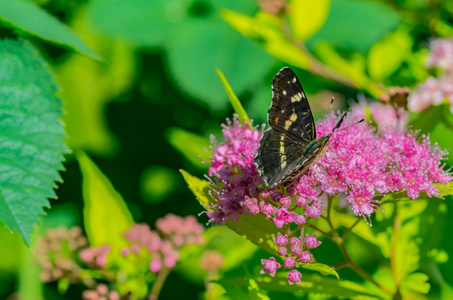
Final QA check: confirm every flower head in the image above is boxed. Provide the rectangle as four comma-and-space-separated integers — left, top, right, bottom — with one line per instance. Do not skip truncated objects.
260, 257, 281, 277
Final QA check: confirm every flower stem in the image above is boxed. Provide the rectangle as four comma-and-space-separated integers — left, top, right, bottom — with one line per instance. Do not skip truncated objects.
307, 224, 333, 239
149, 268, 171, 300
391, 203, 402, 291
341, 217, 362, 240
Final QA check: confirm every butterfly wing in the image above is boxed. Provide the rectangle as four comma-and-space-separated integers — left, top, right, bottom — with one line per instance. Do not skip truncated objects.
254, 128, 311, 187
268, 67, 316, 142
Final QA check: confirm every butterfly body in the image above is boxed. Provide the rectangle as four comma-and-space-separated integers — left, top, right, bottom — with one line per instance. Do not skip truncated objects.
254, 67, 345, 187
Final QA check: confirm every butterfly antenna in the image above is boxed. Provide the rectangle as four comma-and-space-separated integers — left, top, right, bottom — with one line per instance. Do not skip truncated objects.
324, 97, 335, 129
330, 118, 365, 136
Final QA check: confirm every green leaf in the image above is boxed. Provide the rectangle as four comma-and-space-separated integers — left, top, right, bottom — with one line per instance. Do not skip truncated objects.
0, 38, 68, 246
288, 0, 331, 41
166, 127, 210, 169
180, 169, 213, 209
0, 0, 100, 60
409, 104, 447, 134
222, 273, 383, 299
215, 68, 251, 124
222, 10, 311, 69
367, 27, 413, 81
87, 0, 191, 47
307, 0, 401, 53
226, 214, 283, 255
400, 272, 430, 297
300, 263, 339, 279
140, 166, 180, 204
77, 152, 134, 262
167, 18, 274, 110
435, 181, 453, 197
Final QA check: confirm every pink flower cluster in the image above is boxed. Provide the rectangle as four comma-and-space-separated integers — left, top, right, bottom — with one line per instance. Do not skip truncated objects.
34, 227, 87, 282
122, 215, 205, 273
205, 111, 451, 282
82, 284, 120, 300
408, 38, 453, 113
79, 245, 111, 268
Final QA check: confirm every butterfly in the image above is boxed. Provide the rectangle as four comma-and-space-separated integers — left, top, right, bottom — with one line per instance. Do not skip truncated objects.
254, 67, 355, 187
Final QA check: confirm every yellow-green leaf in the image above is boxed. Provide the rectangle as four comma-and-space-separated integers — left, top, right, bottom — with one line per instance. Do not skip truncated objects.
288, 0, 331, 41
222, 9, 311, 69
367, 27, 412, 81
300, 262, 339, 279
77, 152, 134, 262
434, 181, 453, 196
180, 169, 213, 209
215, 68, 251, 124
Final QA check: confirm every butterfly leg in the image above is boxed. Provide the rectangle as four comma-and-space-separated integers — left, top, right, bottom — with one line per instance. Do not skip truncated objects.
327, 148, 341, 163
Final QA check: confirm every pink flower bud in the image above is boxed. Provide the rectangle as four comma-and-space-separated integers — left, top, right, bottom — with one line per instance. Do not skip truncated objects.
304, 234, 322, 249
280, 196, 292, 208
149, 258, 162, 273
260, 257, 281, 277
272, 233, 288, 246
299, 251, 313, 263
290, 244, 302, 256
294, 214, 306, 225
289, 237, 301, 247
283, 256, 296, 268
295, 196, 307, 207
306, 202, 323, 218
277, 246, 287, 256
260, 202, 274, 216
288, 270, 302, 285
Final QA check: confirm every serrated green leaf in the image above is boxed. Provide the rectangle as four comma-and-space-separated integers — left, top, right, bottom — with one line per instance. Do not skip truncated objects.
77, 152, 134, 263
0, 0, 100, 60
400, 272, 430, 296
300, 263, 339, 279
215, 68, 251, 124
166, 127, 210, 169
0, 38, 68, 246
180, 169, 213, 209
222, 273, 383, 299
288, 0, 331, 41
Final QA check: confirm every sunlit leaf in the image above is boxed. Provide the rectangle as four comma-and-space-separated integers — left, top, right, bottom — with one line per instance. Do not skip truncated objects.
179, 169, 213, 209
300, 263, 339, 279
222, 9, 311, 69
215, 68, 251, 124
0, 0, 100, 60
400, 272, 430, 297
77, 152, 134, 262
222, 273, 383, 299
18, 242, 43, 299
288, 0, 331, 41
166, 127, 210, 169
367, 27, 412, 81
0, 38, 68, 245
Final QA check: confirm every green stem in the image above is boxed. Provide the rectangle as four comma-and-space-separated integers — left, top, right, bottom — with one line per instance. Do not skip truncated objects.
307, 224, 333, 239
341, 217, 362, 240
391, 203, 402, 291
149, 268, 171, 300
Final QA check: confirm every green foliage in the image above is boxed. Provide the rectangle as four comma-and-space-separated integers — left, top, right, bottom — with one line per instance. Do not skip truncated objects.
179, 169, 213, 208
140, 166, 180, 204
0, 0, 99, 60
215, 68, 251, 124
0, 38, 68, 246
77, 152, 134, 262
300, 263, 339, 279
222, 273, 383, 299
166, 127, 210, 169
307, 0, 401, 53
288, 0, 331, 41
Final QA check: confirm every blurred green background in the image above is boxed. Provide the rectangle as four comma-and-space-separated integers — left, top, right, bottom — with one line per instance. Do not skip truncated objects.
1, 0, 453, 299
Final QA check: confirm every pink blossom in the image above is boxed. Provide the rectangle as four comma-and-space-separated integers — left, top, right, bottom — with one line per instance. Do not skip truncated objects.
260, 257, 281, 277
306, 201, 323, 218
287, 270, 302, 285
283, 256, 296, 268
294, 214, 306, 225
280, 196, 292, 208
304, 234, 322, 249
299, 251, 313, 263
272, 233, 288, 246
277, 246, 287, 256
273, 208, 295, 228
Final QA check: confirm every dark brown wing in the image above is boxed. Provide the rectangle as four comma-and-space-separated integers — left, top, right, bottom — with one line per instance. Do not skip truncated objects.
268, 67, 316, 142
254, 128, 311, 187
